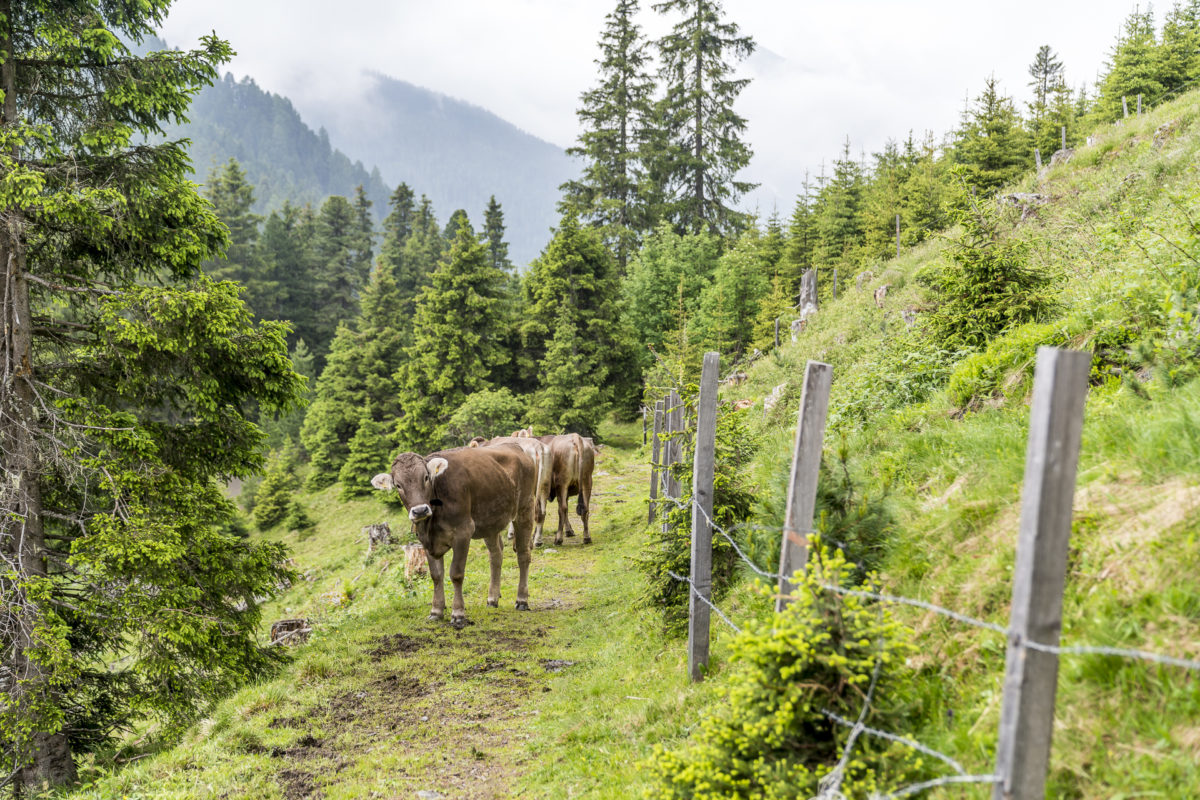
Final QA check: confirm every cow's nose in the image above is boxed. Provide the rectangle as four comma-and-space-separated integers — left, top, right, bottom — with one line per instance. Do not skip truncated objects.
409, 504, 432, 521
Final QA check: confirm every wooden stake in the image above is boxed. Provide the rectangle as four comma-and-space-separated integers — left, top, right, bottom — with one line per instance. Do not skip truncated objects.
993, 347, 1091, 800
774, 317, 780, 348
1122, 95, 1129, 118
1034, 148, 1042, 169
649, 399, 664, 524
688, 352, 719, 682
1061, 125, 1066, 151
895, 213, 901, 257
776, 361, 832, 611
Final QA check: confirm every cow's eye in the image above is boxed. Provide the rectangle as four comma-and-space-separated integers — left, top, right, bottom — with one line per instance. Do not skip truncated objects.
423, 475, 429, 484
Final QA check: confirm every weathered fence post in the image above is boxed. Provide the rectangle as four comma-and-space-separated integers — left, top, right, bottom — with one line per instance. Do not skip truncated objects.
1034, 147, 1042, 169
662, 389, 683, 534
799, 268, 818, 312
1122, 95, 1129, 118
774, 317, 780, 348
895, 213, 901, 258
1137, 93, 1143, 115
1061, 125, 1066, 151
775, 361, 833, 612
832, 268, 838, 301
688, 352, 720, 682
993, 347, 1091, 800
649, 399, 664, 524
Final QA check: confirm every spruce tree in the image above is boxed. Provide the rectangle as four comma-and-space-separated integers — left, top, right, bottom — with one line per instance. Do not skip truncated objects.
379, 182, 416, 275
619, 222, 721, 369
443, 208, 472, 241
780, 173, 816, 295
0, 9, 303, 786
395, 223, 507, 451
899, 132, 950, 245
259, 201, 319, 345
812, 139, 865, 281
560, 0, 656, 271
693, 230, 770, 359
525, 215, 631, 436
203, 159, 271, 313
1026, 46, 1066, 158
309, 194, 373, 356
254, 451, 295, 530
483, 195, 514, 275
650, 0, 757, 235
1158, 2, 1200, 97
860, 140, 908, 260
954, 77, 1032, 195
1094, 8, 1162, 121
339, 418, 396, 499
399, 195, 445, 309
753, 273, 795, 350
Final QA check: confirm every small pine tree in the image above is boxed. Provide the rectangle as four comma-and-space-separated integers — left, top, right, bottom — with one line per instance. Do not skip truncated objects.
254, 452, 295, 530
338, 418, 395, 499
954, 76, 1032, 195
283, 499, 316, 534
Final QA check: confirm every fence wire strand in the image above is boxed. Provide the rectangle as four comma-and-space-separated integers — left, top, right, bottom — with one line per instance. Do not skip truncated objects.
820, 710, 968, 777
869, 774, 1000, 800
665, 570, 742, 634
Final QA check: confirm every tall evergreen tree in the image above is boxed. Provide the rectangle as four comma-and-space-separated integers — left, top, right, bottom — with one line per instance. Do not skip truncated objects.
1158, 2, 1200, 97
954, 77, 1032, 195
398, 194, 444, 305
900, 132, 950, 245
779, 173, 816, 295
525, 215, 633, 435
560, 0, 656, 271
0, 8, 303, 787
693, 229, 770, 359
1026, 46, 1066, 158
259, 202, 318, 347
483, 195, 514, 275
307, 194, 375, 357
1094, 8, 1162, 121
812, 139, 865, 280
394, 224, 507, 452
860, 140, 908, 260
650, 0, 757, 234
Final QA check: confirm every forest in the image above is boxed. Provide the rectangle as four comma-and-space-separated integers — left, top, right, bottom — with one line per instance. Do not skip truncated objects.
3, 0, 1200, 797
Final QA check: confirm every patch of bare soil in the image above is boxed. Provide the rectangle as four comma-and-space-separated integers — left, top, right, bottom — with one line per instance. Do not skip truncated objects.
275, 616, 557, 799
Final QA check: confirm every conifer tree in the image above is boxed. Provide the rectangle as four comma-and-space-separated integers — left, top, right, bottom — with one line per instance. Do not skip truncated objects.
693, 230, 770, 359
483, 196, 514, 275
399, 195, 445, 308
812, 139, 865, 280
300, 321, 365, 487
1026, 46, 1066, 157
525, 215, 631, 435
619, 222, 721, 368
203, 160, 270, 310
0, 8, 303, 786
954, 77, 1032, 195
443, 208, 473, 241
1094, 8, 1162, 121
1158, 2, 1200, 97
379, 182, 416, 274
860, 140, 908, 260
309, 194, 374, 356
259, 201, 318, 340
650, 0, 757, 235
395, 223, 507, 451
899, 132, 950, 245
254, 450, 296, 530
560, 0, 656, 271
338, 418, 396, 498
753, 273, 795, 350
779, 173, 815, 295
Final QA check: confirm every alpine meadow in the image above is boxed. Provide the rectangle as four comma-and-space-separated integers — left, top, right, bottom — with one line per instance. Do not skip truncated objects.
3, 2, 1200, 799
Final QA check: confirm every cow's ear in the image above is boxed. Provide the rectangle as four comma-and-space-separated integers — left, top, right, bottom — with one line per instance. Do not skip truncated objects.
371, 473, 394, 491
427, 457, 449, 479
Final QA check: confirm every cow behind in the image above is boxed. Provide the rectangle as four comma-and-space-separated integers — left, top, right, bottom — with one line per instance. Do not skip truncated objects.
371, 445, 536, 626
537, 433, 596, 546
476, 435, 552, 547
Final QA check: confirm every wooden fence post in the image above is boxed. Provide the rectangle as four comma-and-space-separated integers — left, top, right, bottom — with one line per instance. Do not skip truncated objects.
649, 399, 664, 524
662, 390, 683, 534
774, 317, 780, 348
833, 267, 838, 301
1034, 147, 1042, 169
993, 347, 1091, 800
1137, 93, 1143, 115
1061, 125, 1066, 151
895, 213, 901, 258
1122, 95, 1129, 118
775, 361, 833, 612
688, 352, 720, 682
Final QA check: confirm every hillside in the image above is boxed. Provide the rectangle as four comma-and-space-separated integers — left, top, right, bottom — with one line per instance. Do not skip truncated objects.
297, 72, 575, 267
63, 90, 1200, 800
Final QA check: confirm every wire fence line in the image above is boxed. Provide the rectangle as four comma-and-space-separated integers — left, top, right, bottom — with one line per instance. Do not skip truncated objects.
649, 350, 1200, 799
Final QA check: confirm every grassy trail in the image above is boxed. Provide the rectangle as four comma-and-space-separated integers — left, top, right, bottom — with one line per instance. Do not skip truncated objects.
70, 423, 710, 799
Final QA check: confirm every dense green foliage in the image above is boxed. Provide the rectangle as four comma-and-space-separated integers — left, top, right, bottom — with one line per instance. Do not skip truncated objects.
647, 541, 919, 799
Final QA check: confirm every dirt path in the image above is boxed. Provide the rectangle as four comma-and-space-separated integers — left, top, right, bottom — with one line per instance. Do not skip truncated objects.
267, 441, 645, 800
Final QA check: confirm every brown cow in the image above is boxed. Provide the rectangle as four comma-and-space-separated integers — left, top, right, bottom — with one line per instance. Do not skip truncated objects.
371, 445, 536, 626
474, 435, 553, 548
536, 433, 596, 546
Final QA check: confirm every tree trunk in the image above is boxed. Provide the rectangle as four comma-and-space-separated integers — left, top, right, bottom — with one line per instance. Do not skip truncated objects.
0, 1, 78, 787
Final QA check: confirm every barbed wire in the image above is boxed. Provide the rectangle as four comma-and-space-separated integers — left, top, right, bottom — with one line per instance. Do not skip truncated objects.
820, 710, 968, 777
1024, 639, 1200, 671
815, 653, 883, 799
665, 570, 742, 634
869, 774, 1000, 800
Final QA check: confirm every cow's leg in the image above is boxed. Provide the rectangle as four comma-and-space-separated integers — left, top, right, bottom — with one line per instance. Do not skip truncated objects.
531, 494, 546, 548
428, 554, 446, 621
578, 480, 593, 545
513, 501, 534, 611
554, 485, 570, 546
449, 538, 471, 627
485, 534, 503, 608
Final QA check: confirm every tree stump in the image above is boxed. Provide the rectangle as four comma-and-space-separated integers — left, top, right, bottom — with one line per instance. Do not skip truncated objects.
404, 543, 428, 580
270, 618, 311, 646
363, 522, 391, 556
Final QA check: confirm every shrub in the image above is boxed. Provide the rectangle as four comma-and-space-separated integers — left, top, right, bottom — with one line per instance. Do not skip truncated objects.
918, 188, 1058, 351
253, 449, 297, 530
645, 539, 921, 799
946, 319, 1080, 408
442, 388, 526, 444
636, 395, 757, 634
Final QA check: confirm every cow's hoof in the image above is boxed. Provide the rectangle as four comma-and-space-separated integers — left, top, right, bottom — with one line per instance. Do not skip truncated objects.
427, 612, 443, 622
450, 617, 472, 629
583, 536, 592, 545
487, 599, 499, 608
515, 600, 530, 611
566, 529, 576, 538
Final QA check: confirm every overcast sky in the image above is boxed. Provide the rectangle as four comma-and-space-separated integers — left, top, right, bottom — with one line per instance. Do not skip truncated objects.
159, 0, 1144, 213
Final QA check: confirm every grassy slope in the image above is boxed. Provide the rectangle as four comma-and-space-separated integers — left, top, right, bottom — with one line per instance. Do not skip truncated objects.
64, 94, 1200, 800
65, 423, 744, 799
721, 92, 1200, 797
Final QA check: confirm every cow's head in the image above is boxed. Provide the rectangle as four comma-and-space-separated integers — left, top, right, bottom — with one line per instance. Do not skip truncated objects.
370, 452, 449, 522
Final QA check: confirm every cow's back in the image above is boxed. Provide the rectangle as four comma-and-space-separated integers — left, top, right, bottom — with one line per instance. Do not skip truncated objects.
431, 445, 535, 534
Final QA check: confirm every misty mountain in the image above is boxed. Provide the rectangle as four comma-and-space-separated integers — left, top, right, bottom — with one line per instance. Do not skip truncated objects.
294, 72, 575, 266
176, 73, 394, 221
